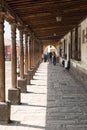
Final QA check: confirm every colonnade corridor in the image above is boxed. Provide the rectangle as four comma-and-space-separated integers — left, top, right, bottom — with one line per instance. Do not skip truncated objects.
0, 62, 87, 130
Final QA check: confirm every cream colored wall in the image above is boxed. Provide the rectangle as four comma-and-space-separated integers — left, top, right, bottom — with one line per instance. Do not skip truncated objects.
70, 18, 87, 71
81, 18, 87, 64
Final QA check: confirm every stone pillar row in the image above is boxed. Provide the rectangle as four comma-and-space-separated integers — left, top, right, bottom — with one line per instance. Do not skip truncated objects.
0, 9, 42, 124
30, 38, 41, 79
28, 35, 39, 80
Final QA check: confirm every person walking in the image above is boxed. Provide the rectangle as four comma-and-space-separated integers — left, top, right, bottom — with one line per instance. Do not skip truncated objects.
42, 54, 44, 62
53, 52, 56, 65
49, 52, 52, 63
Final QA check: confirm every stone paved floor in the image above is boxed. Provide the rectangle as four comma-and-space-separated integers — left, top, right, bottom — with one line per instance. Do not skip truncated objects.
0, 62, 87, 130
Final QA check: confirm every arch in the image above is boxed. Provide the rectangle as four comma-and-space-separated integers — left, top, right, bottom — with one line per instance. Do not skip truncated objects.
44, 45, 58, 55
42, 41, 59, 54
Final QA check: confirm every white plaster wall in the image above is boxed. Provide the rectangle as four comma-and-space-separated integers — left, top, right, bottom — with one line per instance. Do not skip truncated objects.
81, 18, 87, 64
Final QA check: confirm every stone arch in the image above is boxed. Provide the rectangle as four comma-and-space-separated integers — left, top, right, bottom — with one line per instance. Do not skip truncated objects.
44, 45, 58, 55
42, 41, 58, 54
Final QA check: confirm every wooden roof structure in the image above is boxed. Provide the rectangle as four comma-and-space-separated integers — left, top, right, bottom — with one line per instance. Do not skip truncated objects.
4, 0, 87, 42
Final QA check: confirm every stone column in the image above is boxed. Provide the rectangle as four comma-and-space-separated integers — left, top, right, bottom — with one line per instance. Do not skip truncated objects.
34, 39, 37, 67
38, 41, 40, 64
35, 39, 40, 67
38, 41, 41, 64
0, 10, 10, 123
20, 27, 24, 78
8, 21, 20, 105
30, 37, 33, 68
29, 36, 34, 79
29, 38, 32, 69
31, 37, 38, 76
28, 34, 35, 80
39, 41, 42, 62
36, 41, 40, 68
28, 37, 32, 82
24, 29, 30, 84
37, 42, 39, 64
17, 26, 27, 93
27, 35, 31, 84
32, 38, 36, 73
33, 39, 38, 73
0, 13, 5, 103
32, 39, 35, 67
24, 31, 28, 74
37, 41, 39, 64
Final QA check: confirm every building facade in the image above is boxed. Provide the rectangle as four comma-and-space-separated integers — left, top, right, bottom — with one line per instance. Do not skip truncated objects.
59, 18, 87, 86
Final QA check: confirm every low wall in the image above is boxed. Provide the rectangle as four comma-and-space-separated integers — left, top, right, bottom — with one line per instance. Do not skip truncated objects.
70, 60, 87, 86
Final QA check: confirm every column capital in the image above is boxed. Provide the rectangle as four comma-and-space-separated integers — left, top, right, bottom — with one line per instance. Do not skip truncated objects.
30, 33, 35, 39
18, 24, 24, 31
9, 19, 17, 25
27, 32, 31, 37
24, 27, 29, 34
72, 28, 75, 32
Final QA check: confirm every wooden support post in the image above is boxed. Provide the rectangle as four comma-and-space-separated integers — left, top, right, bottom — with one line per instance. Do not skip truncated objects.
24, 29, 30, 85
0, 10, 10, 124
8, 21, 20, 105
17, 26, 27, 93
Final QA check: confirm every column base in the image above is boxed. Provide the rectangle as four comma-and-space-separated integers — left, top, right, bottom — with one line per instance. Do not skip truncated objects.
0, 101, 10, 124
17, 78, 27, 93
31, 66, 36, 74
29, 69, 33, 80
31, 66, 35, 74
33, 65, 37, 73
24, 73, 31, 85
8, 88, 20, 105
35, 63, 39, 72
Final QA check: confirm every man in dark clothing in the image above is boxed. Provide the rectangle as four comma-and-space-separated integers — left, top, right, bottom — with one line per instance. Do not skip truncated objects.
49, 52, 52, 63
53, 52, 56, 65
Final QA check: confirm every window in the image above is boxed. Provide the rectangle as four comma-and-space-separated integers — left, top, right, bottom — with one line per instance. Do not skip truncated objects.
82, 29, 85, 43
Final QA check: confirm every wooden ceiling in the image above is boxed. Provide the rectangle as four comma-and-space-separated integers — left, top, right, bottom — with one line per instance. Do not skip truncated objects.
4, 0, 87, 42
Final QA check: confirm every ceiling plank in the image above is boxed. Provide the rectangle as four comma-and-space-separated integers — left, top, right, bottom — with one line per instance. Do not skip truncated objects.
4, 0, 87, 42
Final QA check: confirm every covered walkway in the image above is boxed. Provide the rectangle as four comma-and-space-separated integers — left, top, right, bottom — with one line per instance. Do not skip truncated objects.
0, 62, 87, 130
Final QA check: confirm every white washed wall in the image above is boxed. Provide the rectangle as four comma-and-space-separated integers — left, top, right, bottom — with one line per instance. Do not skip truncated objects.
81, 18, 87, 64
